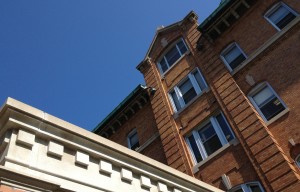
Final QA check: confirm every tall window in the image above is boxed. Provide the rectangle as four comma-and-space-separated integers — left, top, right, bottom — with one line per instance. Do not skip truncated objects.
169, 68, 208, 112
229, 182, 264, 192
186, 113, 234, 164
220, 42, 247, 72
248, 83, 287, 122
158, 38, 188, 74
265, 2, 298, 31
127, 129, 139, 151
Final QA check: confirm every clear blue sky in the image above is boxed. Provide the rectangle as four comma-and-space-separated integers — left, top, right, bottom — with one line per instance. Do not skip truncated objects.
0, 0, 220, 131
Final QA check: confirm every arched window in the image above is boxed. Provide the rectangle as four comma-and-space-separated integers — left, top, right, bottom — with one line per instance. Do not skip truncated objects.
157, 38, 189, 74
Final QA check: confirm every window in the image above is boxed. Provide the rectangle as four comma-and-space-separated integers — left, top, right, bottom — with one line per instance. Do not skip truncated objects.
158, 38, 188, 74
220, 42, 247, 72
230, 182, 264, 192
127, 129, 139, 150
248, 83, 287, 122
169, 68, 208, 112
265, 2, 298, 31
186, 113, 234, 164
296, 155, 300, 168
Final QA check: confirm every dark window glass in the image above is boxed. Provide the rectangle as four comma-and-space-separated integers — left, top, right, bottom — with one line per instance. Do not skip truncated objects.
252, 86, 286, 121
129, 131, 140, 150
223, 45, 246, 70
276, 12, 296, 29
159, 58, 168, 73
177, 40, 188, 54
216, 114, 234, 142
165, 46, 181, 67
249, 185, 263, 192
259, 97, 285, 120
268, 4, 297, 30
179, 79, 197, 104
198, 123, 222, 156
188, 135, 203, 163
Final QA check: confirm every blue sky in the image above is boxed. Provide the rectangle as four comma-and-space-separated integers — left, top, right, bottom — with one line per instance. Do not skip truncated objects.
0, 0, 220, 131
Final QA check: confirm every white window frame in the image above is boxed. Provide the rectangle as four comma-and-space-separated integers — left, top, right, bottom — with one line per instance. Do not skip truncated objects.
248, 82, 288, 124
264, 2, 299, 31
168, 68, 208, 113
220, 42, 247, 72
186, 112, 235, 164
127, 128, 139, 150
229, 182, 264, 192
296, 155, 300, 168
157, 38, 189, 75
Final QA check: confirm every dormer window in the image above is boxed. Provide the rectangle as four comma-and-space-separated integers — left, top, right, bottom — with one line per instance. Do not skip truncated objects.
158, 38, 188, 74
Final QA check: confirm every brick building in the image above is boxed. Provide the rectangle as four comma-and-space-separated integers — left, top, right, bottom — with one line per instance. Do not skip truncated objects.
93, 0, 300, 191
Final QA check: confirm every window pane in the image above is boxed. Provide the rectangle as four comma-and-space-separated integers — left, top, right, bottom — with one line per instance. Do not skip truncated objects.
129, 131, 140, 150
268, 4, 296, 29
229, 54, 246, 70
253, 86, 274, 106
296, 156, 300, 167
179, 79, 197, 104
260, 97, 285, 120
269, 5, 290, 24
193, 70, 207, 91
165, 46, 181, 67
248, 185, 263, 192
159, 58, 168, 73
177, 40, 188, 54
216, 114, 234, 142
198, 123, 222, 156
188, 135, 203, 163
170, 90, 181, 111
276, 12, 296, 29
224, 45, 246, 70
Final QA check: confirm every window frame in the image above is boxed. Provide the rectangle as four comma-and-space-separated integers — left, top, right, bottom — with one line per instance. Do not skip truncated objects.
296, 154, 300, 168
220, 42, 247, 72
229, 181, 264, 192
186, 112, 235, 164
168, 68, 208, 113
127, 128, 140, 151
264, 2, 299, 31
248, 82, 288, 124
157, 38, 189, 75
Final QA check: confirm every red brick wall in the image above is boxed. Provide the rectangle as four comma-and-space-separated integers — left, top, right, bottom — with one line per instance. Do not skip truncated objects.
137, 1, 300, 191
107, 102, 167, 164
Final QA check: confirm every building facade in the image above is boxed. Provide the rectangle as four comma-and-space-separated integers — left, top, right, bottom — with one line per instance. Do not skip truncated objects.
94, 0, 300, 191
0, 98, 222, 192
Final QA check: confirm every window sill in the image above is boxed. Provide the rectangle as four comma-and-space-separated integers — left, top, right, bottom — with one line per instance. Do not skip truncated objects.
265, 108, 289, 126
173, 88, 210, 119
192, 138, 239, 174
230, 16, 300, 76
160, 50, 191, 79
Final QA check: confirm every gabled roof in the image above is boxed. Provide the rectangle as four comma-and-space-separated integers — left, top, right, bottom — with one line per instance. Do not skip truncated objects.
137, 11, 198, 69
